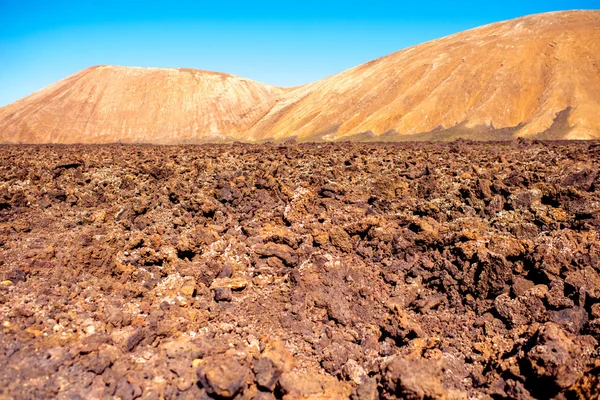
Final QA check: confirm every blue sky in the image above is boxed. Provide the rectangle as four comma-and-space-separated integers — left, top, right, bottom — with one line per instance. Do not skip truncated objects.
1, 0, 598, 106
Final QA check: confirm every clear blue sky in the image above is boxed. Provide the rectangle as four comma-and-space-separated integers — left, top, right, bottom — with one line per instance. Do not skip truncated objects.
0, 0, 597, 106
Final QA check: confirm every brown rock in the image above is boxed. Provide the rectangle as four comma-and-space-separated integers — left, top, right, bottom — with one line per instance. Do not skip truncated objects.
252, 392, 277, 400
511, 277, 535, 298
125, 328, 145, 352
566, 362, 600, 399
329, 226, 353, 252
197, 357, 249, 399
326, 295, 352, 326
254, 243, 298, 267
510, 188, 542, 209
213, 287, 232, 302
520, 323, 595, 395
210, 277, 249, 291
383, 357, 447, 399
179, 276, 197, 297
342, 360, 367, 385
548, 307, 589, 334
565, 267, 600, 301
254, 357, 281, 391
351, 377, 378, 400
485, 195, 505, 214
278, 372, 323, 397
475, 251, 512, 297
218, 262, 234, 279
81, 352, 112, 375
253, 340, 295, 391
559, 164, 598, 191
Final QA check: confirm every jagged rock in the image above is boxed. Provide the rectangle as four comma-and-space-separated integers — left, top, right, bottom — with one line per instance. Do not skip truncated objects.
254, 243, 298, 267
1, 141, 599, 399
382, 357, 447, 399
329, 226, 353, 252
518, 323, 597, 396
196, 357, 249, 398
351, 377, 379, 400
253, 341, 294, 391
213, 287, 232, 302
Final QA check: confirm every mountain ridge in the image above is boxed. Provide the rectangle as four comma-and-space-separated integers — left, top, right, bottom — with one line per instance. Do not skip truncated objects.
0, 65, 286, 144
247, 10, 600, 141
1, 10, 599, 143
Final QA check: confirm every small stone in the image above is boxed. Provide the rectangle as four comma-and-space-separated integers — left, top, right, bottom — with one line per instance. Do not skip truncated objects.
217, 186, 234, 203
329, 226, 353, 252
25, 327, 42, 338
253, 392, 277, 400
115, 380, 142, 400
83, 352, 112, 375
214, 287, 232, 302
511, 277, 535, 297
254, 357, 281, 391
125, 328, 145, 352
180, 276, 196, 297
565, 267, 600, 300
210, 277, 248, 291
7, 269, 26, 283
253, 340, 295, 391
163, 339, 201, 359
176, 376, 194, 392
327, 296, 352, 326
343, 359, 367, 385
548, 307, 588, 334
278, 372, 323, 396
351, 377, 378, 400
218, 262, 234, 278
254, 243, 298, 267
510, 188, 542, 209
197, 357, 249, 398
192, 358, 203, 368
131, 315, 146, 328
520, 322, 594, 393
383, 356, 447, 399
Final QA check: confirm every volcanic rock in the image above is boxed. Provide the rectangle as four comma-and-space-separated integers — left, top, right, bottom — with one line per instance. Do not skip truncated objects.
196, 357, 249, 398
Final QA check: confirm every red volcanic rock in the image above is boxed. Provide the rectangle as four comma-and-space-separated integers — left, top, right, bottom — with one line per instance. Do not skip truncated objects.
0, 141, 599, 398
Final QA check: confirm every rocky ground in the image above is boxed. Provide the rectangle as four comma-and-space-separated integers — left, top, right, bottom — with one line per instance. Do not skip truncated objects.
0, 141, 599, 399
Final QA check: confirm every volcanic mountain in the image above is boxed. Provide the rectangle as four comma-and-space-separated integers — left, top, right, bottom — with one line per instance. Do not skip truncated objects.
0, 66, 285, 144
1, 10, 599, 143
248, 10, 600, 142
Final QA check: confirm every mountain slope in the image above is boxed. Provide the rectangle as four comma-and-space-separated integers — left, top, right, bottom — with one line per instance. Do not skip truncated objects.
0, 66, 285, 144
0, 10, 599, 143
248, 10, 600, 141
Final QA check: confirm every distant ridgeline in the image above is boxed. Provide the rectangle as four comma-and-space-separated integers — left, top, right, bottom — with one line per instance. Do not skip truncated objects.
1, 11, 599, 144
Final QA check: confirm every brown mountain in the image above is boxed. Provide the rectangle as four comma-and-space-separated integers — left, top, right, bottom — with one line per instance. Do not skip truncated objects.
1, 10, 599, 143
248, 10, 600, 142
0, 66, 285, 144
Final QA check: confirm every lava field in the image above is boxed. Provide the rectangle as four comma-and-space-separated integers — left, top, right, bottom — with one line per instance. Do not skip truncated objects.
1, 141, 599, 399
